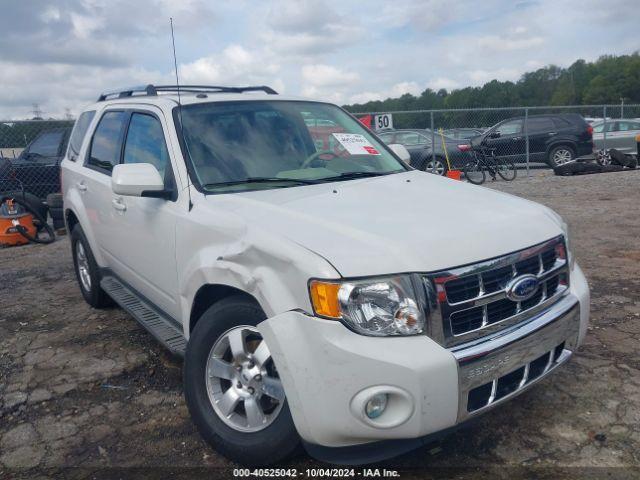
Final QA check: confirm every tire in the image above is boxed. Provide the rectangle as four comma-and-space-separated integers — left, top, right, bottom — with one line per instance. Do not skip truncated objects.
463, 160, 486, 185
46, 193, 63, 209
184, 296, 300, 466
496, 159, 517, 181
70, 225, 112, 308
548, 145, 575, 168
596, 149, 611, 166
424, 156, 447, 176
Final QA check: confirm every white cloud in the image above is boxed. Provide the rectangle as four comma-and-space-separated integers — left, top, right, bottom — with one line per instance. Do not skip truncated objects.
180, 45, 282, 88
426, 77, 459, 91
477, 34, 544, 51
468, 68, 522, 84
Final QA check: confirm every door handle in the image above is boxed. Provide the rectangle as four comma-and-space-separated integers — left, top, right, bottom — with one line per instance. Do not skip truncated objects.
512, 136, 522, 141
112, 198, 127, 212
77, 182, 87, 192
548, 132, 557, 136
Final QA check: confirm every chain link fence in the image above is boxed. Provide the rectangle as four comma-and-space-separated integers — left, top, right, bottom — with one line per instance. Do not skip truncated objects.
0, 120, 73, 199
354, 104, 640, 175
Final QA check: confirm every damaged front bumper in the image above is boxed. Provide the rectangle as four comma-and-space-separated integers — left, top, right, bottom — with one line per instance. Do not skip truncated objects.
257, 264, 589, 463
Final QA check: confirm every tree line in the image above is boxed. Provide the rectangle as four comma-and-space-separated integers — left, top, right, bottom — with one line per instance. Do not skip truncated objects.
344, 53, 640, 114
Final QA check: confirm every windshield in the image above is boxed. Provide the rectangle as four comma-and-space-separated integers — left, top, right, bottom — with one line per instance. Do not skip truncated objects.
176, 101, 406, 193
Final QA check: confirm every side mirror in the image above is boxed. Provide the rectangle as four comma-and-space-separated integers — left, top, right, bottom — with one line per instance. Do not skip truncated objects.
388, 144, 411, 163
488, 131, 501, 139
111, 163, 165, 197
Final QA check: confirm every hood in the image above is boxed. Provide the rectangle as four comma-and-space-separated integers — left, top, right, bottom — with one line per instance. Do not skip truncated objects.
206, 171, 564, 278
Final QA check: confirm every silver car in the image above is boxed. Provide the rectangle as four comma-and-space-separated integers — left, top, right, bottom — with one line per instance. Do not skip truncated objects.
592, 119, 640, 164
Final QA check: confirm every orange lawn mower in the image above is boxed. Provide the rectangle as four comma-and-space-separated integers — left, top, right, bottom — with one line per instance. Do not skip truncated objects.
0, 194, 55, 247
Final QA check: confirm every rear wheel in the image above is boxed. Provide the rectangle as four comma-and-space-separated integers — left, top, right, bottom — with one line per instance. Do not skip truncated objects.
425, 157, 447, 176
71, 225, 112, 308
184, 296, 299, 466
548, 145, 575, 167
495, 158, 517, 181
463, 160, 486, 185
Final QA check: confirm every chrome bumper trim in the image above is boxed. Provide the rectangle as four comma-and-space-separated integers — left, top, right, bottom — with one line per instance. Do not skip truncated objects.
452, 295, 580, 422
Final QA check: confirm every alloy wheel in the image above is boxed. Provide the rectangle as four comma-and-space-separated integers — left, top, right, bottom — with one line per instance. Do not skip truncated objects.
596, 149, 611, 166
205, 326, 285, 432
75, 242, 92, 292
552, 148, 573, 166
426, 159, 446, 175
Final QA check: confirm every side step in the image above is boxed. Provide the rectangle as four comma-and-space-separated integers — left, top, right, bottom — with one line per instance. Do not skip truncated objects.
101, 276, 187, 357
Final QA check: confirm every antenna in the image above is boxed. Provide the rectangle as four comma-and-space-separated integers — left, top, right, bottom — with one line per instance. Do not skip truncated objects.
169, 18, 193, 209
170, 18, 182, 108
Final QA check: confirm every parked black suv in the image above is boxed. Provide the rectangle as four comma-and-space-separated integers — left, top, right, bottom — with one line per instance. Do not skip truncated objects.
473, 114, 594, 167
1, 127, 72, 228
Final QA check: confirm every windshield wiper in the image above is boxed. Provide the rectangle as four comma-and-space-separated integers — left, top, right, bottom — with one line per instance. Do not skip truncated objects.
317, 171, 398, 182
203, 177, 319, 189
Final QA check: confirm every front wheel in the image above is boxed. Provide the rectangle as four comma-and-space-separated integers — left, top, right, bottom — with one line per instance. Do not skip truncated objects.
463, 160, 486, 185
496, 158, 517, 181
425, 157, 447, 176
184, 296, 299, 466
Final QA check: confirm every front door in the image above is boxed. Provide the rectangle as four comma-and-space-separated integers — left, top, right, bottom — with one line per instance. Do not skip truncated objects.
104, 108, 182, 319
484, 119, 525, 162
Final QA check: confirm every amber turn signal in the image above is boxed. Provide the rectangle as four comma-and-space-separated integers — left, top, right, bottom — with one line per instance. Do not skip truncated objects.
309, 281, 341, 318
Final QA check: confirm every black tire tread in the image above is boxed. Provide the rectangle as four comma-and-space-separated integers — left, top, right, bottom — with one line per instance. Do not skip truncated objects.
184, 296, 300, 466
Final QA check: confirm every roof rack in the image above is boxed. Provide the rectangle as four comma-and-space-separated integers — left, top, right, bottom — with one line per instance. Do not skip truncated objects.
97, 84, 278, 101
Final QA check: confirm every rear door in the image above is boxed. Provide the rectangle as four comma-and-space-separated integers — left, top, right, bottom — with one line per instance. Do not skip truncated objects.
526, 116, 556, 161
484, 119, 525, 162
609, 121, 640, 154
81, 110, 129, 268
394, 131, 430, 167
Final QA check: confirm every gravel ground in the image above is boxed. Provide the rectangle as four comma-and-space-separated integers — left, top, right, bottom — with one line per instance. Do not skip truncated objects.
1, 169, 639, 479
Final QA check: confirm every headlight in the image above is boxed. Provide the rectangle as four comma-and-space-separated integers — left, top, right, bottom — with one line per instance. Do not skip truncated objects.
309, 276, 424, 336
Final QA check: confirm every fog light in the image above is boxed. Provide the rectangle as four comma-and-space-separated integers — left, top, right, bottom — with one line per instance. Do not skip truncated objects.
365, 393, 388, 419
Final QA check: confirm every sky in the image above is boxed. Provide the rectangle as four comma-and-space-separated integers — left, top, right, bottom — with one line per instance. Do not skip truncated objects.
0, 0, 638, 119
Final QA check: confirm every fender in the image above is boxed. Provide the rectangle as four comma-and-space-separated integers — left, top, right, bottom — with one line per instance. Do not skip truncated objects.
64, 189, 106, 267
176, 207, 341, 338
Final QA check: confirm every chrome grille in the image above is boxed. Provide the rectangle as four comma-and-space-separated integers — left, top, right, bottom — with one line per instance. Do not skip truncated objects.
467, 341, 567, 413
425, 236, 569, 347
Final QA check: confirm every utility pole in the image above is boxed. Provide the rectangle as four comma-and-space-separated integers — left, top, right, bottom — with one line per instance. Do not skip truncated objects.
32, 103, 43, 119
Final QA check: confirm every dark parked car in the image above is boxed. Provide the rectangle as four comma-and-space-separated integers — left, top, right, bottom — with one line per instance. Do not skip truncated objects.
2, 128, 71, 198
1, 127, 72, 228
472, 114, 594, 167
442, 128, 484, 140
378, 129, 473, 175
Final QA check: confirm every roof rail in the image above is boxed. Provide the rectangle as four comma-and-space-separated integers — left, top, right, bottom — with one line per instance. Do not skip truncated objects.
97, 84, 278, 101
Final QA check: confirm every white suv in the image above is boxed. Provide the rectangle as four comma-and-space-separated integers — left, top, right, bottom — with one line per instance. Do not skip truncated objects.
61, 85, 590, 465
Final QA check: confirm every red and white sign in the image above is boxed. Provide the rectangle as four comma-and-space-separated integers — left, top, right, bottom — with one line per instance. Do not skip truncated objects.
332, 133, 381, 155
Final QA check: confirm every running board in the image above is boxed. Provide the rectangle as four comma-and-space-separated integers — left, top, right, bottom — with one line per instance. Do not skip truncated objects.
100, 276, 186, 357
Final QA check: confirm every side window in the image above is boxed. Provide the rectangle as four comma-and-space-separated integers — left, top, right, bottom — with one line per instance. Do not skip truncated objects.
496, 120, 523, 136
395, 132, 422, 146
593, 122, 616, 133
526, 117, 554, 132
68, 110, 96, 160
378, 132, 394, 144
28, 131, 64, 158
88, 111, 126, 173
122, 113, 170, 178
618, 121, 640, 132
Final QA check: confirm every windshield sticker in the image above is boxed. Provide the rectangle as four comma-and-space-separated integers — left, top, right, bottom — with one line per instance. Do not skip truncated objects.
332, 133, 380, 155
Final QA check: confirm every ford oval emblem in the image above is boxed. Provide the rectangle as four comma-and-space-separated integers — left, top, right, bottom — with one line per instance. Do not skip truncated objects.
506, 274, 540, 302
